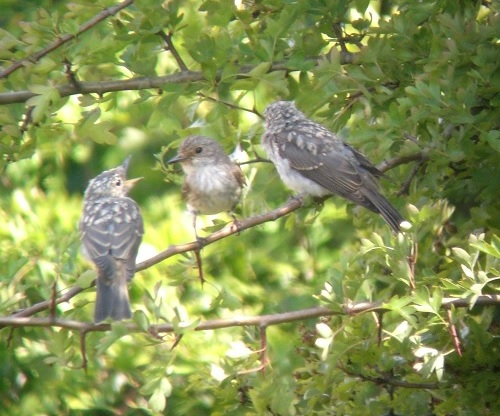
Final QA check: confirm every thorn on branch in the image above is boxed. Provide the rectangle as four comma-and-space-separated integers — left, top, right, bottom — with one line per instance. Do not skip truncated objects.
446, 307, 462, 356
20, 106, 34, 135
63, 58, 81, 91
80, 330, 88, 372
50, 279, 58, 320
407, 241, 417, 293
193, 248, 205, 287
7, 328, 15, 348
260, 325, 268, 376
170, 334, 184, 350
375, 310, 383, 346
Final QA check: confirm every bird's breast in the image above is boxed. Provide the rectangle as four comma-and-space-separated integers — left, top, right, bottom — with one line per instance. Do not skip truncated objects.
185, 165, 242, 214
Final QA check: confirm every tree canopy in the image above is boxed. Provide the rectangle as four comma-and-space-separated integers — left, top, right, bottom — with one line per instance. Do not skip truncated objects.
1, 0, 499, 414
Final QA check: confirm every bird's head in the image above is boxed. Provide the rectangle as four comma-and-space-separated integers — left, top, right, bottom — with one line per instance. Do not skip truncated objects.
84, 157, 142, 199
167, 135, 229, 168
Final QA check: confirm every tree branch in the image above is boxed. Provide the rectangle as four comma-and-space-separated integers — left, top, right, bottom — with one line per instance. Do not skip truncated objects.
1, 296, 499, 333
0, 58, 355, 105
135, 196, 304, 271
0, 0, 135, 79
377, 151, 427, 173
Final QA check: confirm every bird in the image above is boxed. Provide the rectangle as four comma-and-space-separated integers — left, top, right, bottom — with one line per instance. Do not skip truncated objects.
79, 157, 144, 323
262, 100, 405, 232
167, 135, 246, 240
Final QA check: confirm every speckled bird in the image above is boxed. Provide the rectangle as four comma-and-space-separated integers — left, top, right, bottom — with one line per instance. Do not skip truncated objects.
262, 101, 404, 232
80, 157, 143, 323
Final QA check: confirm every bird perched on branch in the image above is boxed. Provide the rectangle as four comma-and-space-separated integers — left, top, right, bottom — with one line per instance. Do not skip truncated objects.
262, 100, 405, 232
80, 157, 144, 323
167, 135, 246, 240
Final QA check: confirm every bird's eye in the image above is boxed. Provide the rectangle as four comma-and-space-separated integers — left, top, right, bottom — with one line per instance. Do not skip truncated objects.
195, 146, 203, 154
115, 179, 122, 187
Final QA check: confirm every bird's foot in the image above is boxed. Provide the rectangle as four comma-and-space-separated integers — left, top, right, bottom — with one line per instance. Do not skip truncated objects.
195, 235, 208, 248
287, 193, 305, 205
231, 215, 243, 235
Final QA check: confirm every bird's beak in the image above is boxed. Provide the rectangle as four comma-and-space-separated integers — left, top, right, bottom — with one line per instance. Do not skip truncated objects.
124, 177, 143, 190
167, 153, 186, 164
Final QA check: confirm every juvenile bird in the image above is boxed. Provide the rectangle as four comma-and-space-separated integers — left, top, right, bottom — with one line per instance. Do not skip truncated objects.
80, 157, 144, 323
167, 135, 246, 239
262, 101, 404, 232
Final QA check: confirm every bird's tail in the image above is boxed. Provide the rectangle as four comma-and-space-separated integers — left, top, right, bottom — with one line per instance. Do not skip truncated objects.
94, 262, 132, 323
372, 194, 404, 232
364, 189, 405, 232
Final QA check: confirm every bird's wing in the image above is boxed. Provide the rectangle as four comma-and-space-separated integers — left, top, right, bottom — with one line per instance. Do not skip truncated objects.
232, 164, 247, 187
274, 125, 379, 210
81, 199, 143, 280
344, 143, 384, 179
181, 180, 192, 204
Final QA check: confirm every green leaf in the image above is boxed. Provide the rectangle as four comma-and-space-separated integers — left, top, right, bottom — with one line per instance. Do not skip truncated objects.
452, 247, 471, 266
247, 62, 272, 78
149, 387, 167, 412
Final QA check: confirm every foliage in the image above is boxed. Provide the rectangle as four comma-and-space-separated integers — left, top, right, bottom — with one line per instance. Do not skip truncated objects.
1, 0, 500, 415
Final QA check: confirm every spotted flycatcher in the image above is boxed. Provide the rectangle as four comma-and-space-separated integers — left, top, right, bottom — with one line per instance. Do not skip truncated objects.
262, 101, 404, 232
167, 135, 246, 239
80, 157, 144, 323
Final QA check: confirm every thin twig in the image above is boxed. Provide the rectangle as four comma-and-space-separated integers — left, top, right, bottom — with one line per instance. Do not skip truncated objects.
338, 361, 441, 389
157, 31, 188, 71
397, 158, 426, 196
10, 286, 86, 319
238, 157, 272, 166
0, 0, 134, 79
332, 22, 348, 53
197, 93, 263, 118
